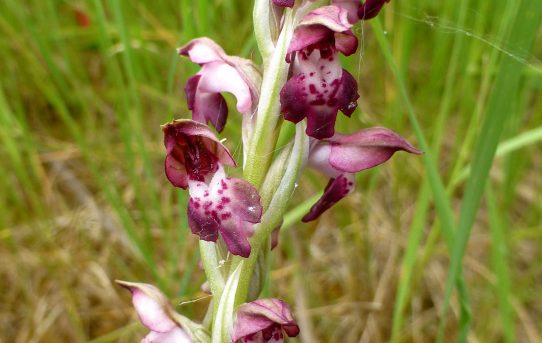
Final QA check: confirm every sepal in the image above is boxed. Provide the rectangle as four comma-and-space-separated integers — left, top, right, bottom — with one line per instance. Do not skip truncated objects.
116, 281, 210, 343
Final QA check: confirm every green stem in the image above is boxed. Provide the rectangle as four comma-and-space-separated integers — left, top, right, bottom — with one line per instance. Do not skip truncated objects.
243, 10, 295, 189
235, 122, 308, 306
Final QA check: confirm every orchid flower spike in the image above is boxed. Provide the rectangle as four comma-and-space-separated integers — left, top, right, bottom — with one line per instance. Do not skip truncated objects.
163, 119, 263, 258
280, 5, 360, 139
179, 38, 261, 132
233, 299, 300, 343
116, 281, 200, 343
303, 127, 422, 221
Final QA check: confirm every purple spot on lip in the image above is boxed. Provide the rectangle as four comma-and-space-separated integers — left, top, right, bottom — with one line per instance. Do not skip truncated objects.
309, 84, 317, 94
221, 180, 228, 190
221, 212, 231, 220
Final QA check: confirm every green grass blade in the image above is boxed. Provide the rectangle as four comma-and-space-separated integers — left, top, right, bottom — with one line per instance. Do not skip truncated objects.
370, 18, 472, 341
451, 126, 542, 187
436, 1, 542, 341
486, 184, 515, 342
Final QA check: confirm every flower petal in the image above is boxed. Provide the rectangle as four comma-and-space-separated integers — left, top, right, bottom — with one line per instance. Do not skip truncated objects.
142, 327, 192, 343
223, 177, 263, 223
233, 299, 299, 342
164, 154, 189, 189
162, 120, 236, 188
302, 173, 355, 222
333, 0, 361, 23
116, 281, 177, 333
179, 37, 261, 132
187, 194, 221, 242
327, 127, 422, 173
198, 62, 252, 114
336, 69, 359, 116
219, 219, 253, 258
187, 167, 262, 258
334, 29, 358, 56
287, 5, 357, 55
185, 74, 228, 132
301, 5, 351, 34
178, 37, 227, 65
358, 0, 391, 20
280, 62, 359, 139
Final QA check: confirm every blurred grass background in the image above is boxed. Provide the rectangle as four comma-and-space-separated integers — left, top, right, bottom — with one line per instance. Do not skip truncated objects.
0, 0, 541, 342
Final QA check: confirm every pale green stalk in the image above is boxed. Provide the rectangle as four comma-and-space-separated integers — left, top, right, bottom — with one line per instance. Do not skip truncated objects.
243, 8, 295, 189
234, 122, 308, 305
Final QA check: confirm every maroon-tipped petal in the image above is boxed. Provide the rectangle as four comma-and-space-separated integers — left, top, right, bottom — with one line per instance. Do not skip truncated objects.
337, 69, 359, 116
179, 37, 259, 132
287, 5, 357, 56
334, 29, 358, 56
219, 219, 253, 258
327, 127, 422, 173
233, 299, 299, 342
302, 173, 355, 222
332, 0, 361, 24
287, 25, 332, 56
185, 75, 228, 132
304, 127, 421, 220
116, 281, 193, 343
358, 0, 391, 20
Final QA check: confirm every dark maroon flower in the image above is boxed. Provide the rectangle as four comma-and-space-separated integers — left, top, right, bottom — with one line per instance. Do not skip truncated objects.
358, 0, 391, 20
233, 299, 300, 343
162, 119, 236, 189
162, 120, 262, 257
272, 0, 294, 7
302, 127, 422, 221
280, 5, 360, 139
179, 38, 260, 132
